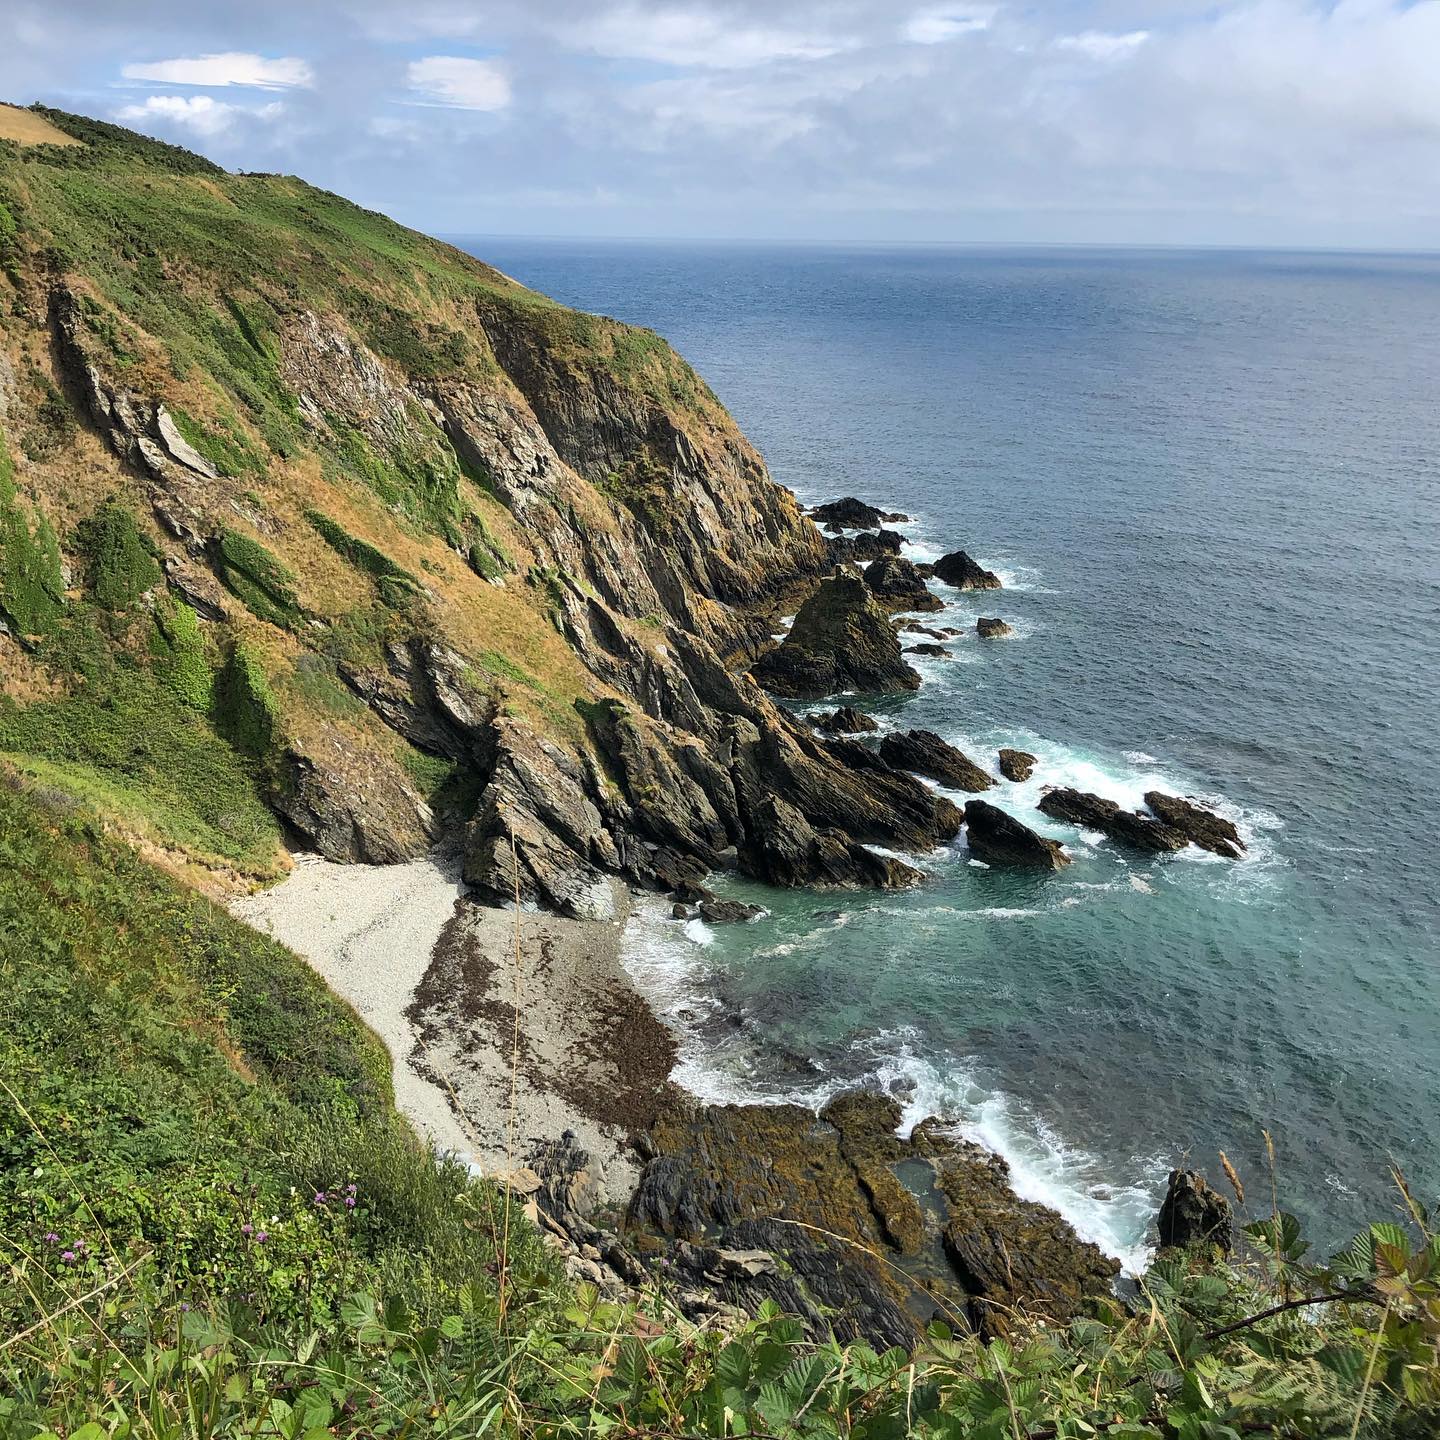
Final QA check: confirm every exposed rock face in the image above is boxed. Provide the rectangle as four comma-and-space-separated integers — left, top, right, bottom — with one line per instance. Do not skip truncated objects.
964, 800, 1070, 870
697, 897, 763, 924
881, 730, 993, 793
740, 795, 923, 890
933, 550, 1002, 590
976, 616, 1013, 638
809, 706, 879, 735
862, 554, 944, 613
1144, 792, 1245, 859
828, 529, 904, 566
811, 497, 901, 528
625, 1093, 1118, 1345
998, 748, 1038, 783
1038, 788, 1187, 854
749, 572, 921, 699
1157, 1169, 1233, 1252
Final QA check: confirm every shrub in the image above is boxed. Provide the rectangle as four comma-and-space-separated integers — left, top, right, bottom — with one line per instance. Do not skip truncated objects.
0, 430, 65, 638
74, 498, 161, 610
213, 527, 302, 629
150, 595, 213, 710
213, 639, 281, 762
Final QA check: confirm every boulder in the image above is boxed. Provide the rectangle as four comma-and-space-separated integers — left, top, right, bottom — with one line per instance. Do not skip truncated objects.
933, 550, 1002, 590
862, 554, 943, 613
1157, 1169, 1233, 1253
828, 529, 904, 565
964, 800, 1070, 870
902, 623, 944, 639
1038, 788, 1187, 854
811, 497, 895, 528
809, 706, 879, 735
881, 730, 993, 792
903, 643, 951, 658
1144, 791, 1245, 859
997, 748, 1037, 783
698, 897, 763, 924
976, 617, 1013, 639
748, 572, 921, 699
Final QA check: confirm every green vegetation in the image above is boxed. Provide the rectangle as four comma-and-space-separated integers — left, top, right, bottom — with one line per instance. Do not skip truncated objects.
305, 507, 420, 605
0, 431, 64, 638
169, 403, 267, 479
73, 499, 160, 610
213, 527, 302, 629
213, 639, 282, 764
149, 596, 213, 711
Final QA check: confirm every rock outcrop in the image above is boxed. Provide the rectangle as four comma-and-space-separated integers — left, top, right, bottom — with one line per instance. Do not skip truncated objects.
740, 795, 923, 890
809, 706, 879, 735
811, 497, 906, 528
827, 529, 904, 566
1038, 789, 1188, 854
1157, 1169, 1233, 1252
998, 748, 1037, 783
933, 550, 1002, 590
862, 554, 943, 613
976, 616, 1013, 638
1144, 792, 1245, 859
749, 572, 920, 699
964, 800, 1070, 870
881, 729, 993, 792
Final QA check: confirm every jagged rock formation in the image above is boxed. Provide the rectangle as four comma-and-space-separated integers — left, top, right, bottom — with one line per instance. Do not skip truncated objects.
827, 529, 904, 565
998, 748, 1037, 782
1145, 792, 1246, 859
863, 554, 944, 613
1157, 1169, 1233, 1252
965, 800, 1071, 869
809, 706, 879, 734
904, 642, 952, 658
811, 497, 906, 528
976, 616, 1013, 638
933, 550, 1002, 590
1038, 789, 1188, 854
749, 572, 921, 699
881, 729, 994, 792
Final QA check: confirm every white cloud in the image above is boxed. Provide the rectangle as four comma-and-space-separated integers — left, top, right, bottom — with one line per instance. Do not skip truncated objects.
406, 56, 512, 110
120, 53, 314, 89
1054, 30, 1150, 62
114, 94, 283, 137
902, 5, 997, 46
566, 5, 851, 68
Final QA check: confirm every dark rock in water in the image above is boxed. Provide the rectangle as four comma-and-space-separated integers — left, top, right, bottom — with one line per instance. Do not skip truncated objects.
964, 800, 1070, 870
904, 643, 951, 658
938, 626, 961, 637
1157, 1169, 1233, 1252
998, 748, 1037, 783
740, 794, 923, 889
1038, 788, 1187, 854
811, 496, 889, 528
698, 897, 763, 924
902, 622, 944, 639
671, 902, 691, 920
933, 550, 1002, 590
881, 729, 993, 792
626, 1093, 1117, 1346
828, 529, 904, 565
809, 705, 879, 734
914, 562, 936, 579
749, 571, 921, 699
976, 616, 1013, 639
862, 554, 944, 613
1144, 791, 1245, 859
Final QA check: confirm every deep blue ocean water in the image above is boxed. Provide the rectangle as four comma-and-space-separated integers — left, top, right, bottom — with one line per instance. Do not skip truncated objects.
460, 239, 1440, 1266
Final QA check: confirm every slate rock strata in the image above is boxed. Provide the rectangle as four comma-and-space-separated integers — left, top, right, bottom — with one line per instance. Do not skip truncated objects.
1157, 1169, 1233, 1253
863, 554, 944, 613
964, 800, 1071, 870
809, 706, 879, 735
1144, 791, 1246, 859
881, 729, 994, 793
976, 616, 1013, 638
1038, 788, 1189, 855
998, 748, 1037, 783
933, 550, 1002, 590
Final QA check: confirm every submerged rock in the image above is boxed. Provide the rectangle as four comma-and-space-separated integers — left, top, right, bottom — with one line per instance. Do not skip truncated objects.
698, 897, 763, 924
809, 705, 879, 735
1144, 791, 1245, 859
976, 616, 1013, 639
998, 748, 1037, 782
1038, 788, 1187, 854
933, 550, 1002, 590
881, 729, 993, 792
964, 800, 1070, 870
748, 571, 921, 699
862, 554, 944, 613
1157, 1169, 1233, 1253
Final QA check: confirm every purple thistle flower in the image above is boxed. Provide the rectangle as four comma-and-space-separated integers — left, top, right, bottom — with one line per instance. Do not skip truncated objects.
313, 1191, 326, 1205
242, 1222, 254, 1236
181, 1303, 191, 1312
345, 1183, 357, 1194
344, 1196, 356, 1209
256, 1231, 268, 1244
61, 1250, 76, 1263
43, 1232, 59, 1244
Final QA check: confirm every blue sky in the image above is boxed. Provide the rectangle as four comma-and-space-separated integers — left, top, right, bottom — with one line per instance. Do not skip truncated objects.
5, 1, 1440, 248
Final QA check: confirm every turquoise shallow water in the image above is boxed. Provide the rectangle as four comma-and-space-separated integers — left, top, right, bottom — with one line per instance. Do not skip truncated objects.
463, 239, 1440, 1265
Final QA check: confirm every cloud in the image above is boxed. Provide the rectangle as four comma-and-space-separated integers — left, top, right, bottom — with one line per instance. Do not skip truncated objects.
1054, 30, 1149, 61
113, 94, 284, 137
406, 56, 512, 110
565, 5, 852, 68
902, 5, 997, 46
120, 53, 314, 89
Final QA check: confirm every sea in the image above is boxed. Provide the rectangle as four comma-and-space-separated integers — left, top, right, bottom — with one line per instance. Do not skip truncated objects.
458, 238, 1440, 1270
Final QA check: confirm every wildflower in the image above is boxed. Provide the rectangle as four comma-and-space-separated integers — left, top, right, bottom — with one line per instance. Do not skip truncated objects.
344, 1196, 356, 1209
314, 1191, 327, 1206
181, 1303, 191, 1313
242, 1222, 254, 1236
61, 1250, 76, 1263
346, 1183, 357, 1194
43, 1231, 59, 1244
256, 1231, 269, 1244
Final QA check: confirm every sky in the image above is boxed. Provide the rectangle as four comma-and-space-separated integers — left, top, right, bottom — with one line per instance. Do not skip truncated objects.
5, 0, 1440, 249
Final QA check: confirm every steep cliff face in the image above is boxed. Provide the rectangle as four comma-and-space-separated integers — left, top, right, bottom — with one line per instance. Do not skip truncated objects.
0, 107, 954, 911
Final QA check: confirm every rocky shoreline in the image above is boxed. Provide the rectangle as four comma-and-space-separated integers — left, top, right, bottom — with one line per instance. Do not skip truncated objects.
235, 488, 1249, 1348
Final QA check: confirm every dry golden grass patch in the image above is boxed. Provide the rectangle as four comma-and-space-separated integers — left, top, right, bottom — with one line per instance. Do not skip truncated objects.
0, 104, 83, 148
